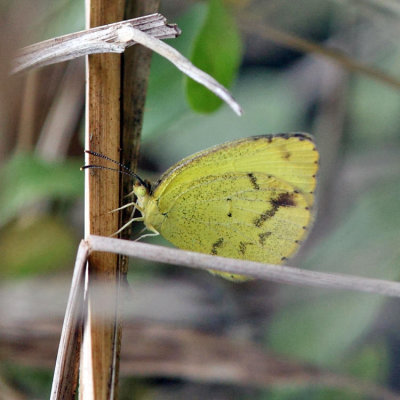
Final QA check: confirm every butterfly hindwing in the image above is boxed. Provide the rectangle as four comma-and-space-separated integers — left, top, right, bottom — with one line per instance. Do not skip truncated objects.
140, 134, 318, 281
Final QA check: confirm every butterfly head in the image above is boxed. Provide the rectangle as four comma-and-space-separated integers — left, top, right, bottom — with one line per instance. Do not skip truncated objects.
82, 150, 154, 205
133, 180, 152, 210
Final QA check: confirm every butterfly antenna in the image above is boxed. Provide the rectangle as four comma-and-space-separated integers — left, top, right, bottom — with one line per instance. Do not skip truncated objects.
85, 150, 132, 173
81, 164, 138, 179
83, 150, 148, 187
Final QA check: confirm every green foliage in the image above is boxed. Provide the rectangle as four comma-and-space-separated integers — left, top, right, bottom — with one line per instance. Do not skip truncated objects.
346, 342, 389, 383
1, 364, 52, 398
185, 0, 242, 113
0, 216, 76, 279
0, 153, 83, 227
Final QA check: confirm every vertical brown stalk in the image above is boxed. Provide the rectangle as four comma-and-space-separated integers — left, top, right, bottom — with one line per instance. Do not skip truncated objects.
82, 0, 124, 398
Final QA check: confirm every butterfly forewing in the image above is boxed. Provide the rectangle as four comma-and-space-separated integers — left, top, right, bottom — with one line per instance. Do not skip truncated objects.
152, 133, 318, 209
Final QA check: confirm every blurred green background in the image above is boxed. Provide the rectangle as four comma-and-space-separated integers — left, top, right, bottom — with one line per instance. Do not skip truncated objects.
1, 0, 400, 399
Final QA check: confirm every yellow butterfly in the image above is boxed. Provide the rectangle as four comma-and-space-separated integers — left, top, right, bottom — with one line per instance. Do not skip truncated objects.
87, 133, 319, 281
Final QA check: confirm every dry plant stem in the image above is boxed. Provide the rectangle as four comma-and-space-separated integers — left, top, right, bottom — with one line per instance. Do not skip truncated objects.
81, 0, 124, 398
240, 15, 400, 90
12, 14, 242, 117
88, 235, 400, 298
12, 14, 179, 74
50, 241, 88, 400
119, 26, 242, 115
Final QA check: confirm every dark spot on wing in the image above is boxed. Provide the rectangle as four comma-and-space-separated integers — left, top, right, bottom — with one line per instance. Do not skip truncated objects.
211, 238, 224, 255
283, 151, 291, 160
258, 231, 272, 246
239, 241, 253, 255
271, 192, 296, 208
247, 173, 260, 190
254, 192, 296, 228
227, 198, 232, 217
254, 209, 275, 228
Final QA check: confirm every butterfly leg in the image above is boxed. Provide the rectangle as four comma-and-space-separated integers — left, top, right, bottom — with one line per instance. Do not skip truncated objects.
110, 202, 143, 213
111, 216, 144, 237
135, 226, 160, 241
124, 189, 135, 198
